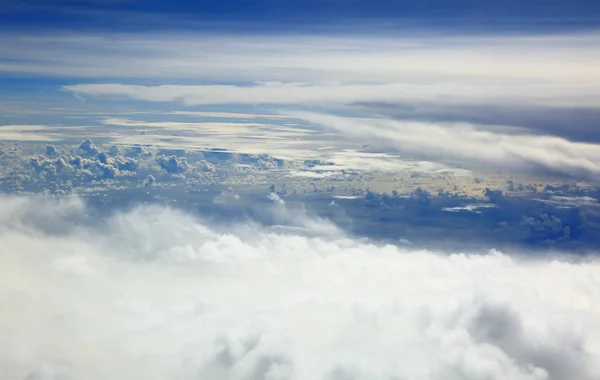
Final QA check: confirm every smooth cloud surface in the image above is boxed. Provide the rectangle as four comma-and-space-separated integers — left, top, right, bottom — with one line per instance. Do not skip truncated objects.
1, 195, 599, 380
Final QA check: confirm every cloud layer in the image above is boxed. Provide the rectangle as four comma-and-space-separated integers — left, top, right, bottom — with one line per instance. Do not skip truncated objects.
64, 80, 600, 109
45, 31, 597, 110
287, 112, 600, 179
4, 31, 600, 179
0, 32, 598, 109
1, 195, 599, 380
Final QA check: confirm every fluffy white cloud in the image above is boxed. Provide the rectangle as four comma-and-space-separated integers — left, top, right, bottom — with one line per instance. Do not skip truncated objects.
0, 195, 599, 380
287, 112, 600, 179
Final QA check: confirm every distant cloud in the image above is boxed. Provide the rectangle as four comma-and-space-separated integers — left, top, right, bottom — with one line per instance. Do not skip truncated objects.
288, 112, 600, 179
2, 32, 598, 81
534, 195, 600, 209
0, 195, 599, 380
64, 80, 600, 109
267, 192, 285, 205
0, 31, 596, 110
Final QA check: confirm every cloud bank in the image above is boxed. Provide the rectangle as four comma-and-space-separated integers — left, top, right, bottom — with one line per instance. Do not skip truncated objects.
63, 80, 600, 109
1, 195, 599, 380
288, 112, 600, 179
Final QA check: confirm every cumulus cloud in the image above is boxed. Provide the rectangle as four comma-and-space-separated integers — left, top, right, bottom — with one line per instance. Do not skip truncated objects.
79, 138, 99, 156
267, 192, 285, 205
156, 154, 189, 174
0, 195, 599, 380
288, 112, 600, 179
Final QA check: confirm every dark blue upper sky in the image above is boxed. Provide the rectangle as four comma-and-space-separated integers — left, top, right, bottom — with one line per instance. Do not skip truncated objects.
2, 0, 600, 34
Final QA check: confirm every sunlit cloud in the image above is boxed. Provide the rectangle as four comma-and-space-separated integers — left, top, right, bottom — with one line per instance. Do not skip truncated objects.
0, 195, 599, 380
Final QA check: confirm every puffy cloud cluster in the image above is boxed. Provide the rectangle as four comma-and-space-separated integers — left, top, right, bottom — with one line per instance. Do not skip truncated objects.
0, 195, 599, 380
79, 138, 100, 156
25, 140, 149, 184
194, 159, 216, 173
157, 154, 189, 174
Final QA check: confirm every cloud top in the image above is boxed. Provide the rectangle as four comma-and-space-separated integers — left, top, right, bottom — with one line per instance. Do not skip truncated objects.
0, 195, 599, 380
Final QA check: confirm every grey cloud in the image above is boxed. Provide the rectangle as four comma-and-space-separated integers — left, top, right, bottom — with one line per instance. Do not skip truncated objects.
23, 361, 73, 380
143, 174, 155, 186
45, 145, 57, 156
0, 194, 86, 235
466, 303, 587, 380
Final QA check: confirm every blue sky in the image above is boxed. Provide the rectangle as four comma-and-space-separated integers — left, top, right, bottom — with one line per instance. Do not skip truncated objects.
3, 0, 600, 33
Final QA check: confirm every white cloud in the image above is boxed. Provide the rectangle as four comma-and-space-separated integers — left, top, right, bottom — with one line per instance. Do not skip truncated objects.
0, 32, 598, 108
3, 32, 599, 81
1, 195, 599, 380
267, 192, 285, 205
64, 80, 600, 109
534, 196, 600, 208
0, 125, 86, 142
287, 112, 600, 179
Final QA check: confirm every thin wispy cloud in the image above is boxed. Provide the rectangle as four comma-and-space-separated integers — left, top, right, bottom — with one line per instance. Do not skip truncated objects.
1, 32, 598, 84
